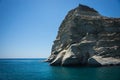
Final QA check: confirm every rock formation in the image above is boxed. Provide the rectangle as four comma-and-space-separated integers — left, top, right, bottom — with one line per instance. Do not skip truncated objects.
46, 4, 120, 66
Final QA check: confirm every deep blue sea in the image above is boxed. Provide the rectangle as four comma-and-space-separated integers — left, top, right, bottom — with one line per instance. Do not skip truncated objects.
0, 59, 120, 80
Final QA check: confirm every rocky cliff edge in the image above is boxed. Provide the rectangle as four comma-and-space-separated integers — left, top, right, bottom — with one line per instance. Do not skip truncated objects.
46, 4, 120, 66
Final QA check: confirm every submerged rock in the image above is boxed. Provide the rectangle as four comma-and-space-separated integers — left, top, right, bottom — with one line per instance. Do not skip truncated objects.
46, 4, 120, 66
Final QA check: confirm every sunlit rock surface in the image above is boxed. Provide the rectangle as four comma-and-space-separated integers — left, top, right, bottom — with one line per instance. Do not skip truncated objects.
46, 4, 120, 66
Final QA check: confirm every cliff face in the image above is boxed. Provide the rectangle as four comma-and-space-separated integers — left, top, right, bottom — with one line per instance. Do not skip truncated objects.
47, 4, 120, 66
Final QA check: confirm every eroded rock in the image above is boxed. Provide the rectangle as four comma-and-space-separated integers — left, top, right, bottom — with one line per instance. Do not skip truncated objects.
46, 4, 120, 66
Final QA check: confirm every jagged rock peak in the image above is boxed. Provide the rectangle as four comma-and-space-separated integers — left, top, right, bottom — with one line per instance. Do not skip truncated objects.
67, 4, 101, 17
77, 4, 98, 13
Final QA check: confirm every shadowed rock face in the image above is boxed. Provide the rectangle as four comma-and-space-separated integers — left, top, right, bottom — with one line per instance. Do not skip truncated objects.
46, 4, 120, 66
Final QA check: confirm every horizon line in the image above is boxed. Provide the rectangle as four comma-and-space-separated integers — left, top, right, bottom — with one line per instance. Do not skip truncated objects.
0, 57, 47, 59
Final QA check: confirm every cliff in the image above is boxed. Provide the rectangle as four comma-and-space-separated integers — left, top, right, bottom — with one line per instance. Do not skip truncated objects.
46, 4, 120, 66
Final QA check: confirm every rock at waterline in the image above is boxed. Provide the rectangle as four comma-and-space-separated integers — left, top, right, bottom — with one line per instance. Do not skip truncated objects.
46, 4, 120, 66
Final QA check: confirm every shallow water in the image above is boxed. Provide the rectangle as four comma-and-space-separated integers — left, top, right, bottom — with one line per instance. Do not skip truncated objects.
0, 59, 120, 80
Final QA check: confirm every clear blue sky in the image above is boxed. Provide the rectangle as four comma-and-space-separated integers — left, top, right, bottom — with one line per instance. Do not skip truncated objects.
0, 0, 120, 58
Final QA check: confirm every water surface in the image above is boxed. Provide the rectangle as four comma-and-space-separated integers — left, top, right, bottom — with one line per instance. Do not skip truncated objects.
0, 59, 120, 80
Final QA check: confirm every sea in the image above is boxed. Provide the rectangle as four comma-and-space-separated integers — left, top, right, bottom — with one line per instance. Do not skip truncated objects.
0, 58, 120, 80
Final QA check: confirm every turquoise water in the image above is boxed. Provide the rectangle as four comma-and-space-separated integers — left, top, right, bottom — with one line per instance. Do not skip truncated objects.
0, 59, 120, 80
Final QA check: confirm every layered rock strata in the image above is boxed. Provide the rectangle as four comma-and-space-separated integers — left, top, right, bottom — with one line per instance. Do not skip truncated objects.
46, 4, 120, 66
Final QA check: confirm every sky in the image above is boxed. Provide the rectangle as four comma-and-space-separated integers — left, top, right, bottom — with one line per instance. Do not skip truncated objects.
0, 0, 120, 58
